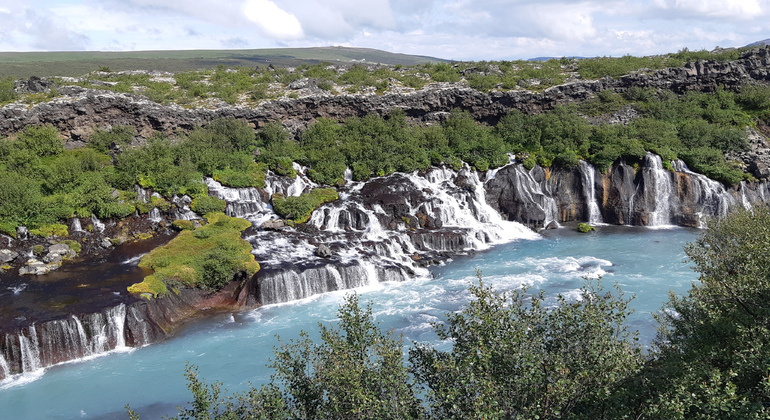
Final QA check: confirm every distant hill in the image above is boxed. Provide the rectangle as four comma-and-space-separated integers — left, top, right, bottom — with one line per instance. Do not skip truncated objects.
0, 46, 448, 78
747, 39, 770, 47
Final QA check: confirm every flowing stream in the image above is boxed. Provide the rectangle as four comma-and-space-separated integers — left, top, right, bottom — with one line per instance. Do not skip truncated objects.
0, 225, 698, 420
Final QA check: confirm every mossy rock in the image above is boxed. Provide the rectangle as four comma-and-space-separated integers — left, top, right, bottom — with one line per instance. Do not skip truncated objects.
128, 213, 259, 297
577, 223, 596, 233
30, 223, 69, 238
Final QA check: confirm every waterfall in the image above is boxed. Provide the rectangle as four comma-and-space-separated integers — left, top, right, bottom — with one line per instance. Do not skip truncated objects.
91, 215, 106, 232
149, 208, 162, 223
671, 159, 736, 227
206, 178, 272, 224
70, 218, 84, 233
642, 153, 674, 226
19, 326, 41, 373
252, 165, 538, 307
0, 353, 9, 378
579, 161, 604, 224
0, 304, 132, 380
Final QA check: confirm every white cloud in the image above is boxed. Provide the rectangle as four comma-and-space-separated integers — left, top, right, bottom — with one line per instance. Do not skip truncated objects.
243, 0, 304, 39
0, 0, 768, 60
652, 0, 764, 19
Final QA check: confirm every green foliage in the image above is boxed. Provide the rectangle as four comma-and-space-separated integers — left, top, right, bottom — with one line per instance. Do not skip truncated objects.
15, 125, 64, 157
621, 208, 770, 418
30, 223, 68, 238
130, 213, 258, 295
165, 275, 644, 420
423, 62, 461, 83
576, 222, 596, 233
60, 239, 82, 253
411, 274, 641, 420
0, 76, 17, 104
190, 195, 226, 216
88, 125, 135, 153
577, 54, 673, 79
270, 294, 423, 419
272, 188, 339, 224
212, 162, 267, 188
171, 219, 196, 231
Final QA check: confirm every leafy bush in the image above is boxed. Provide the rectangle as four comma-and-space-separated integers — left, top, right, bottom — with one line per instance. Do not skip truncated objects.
30, 223, 69, 238
0, 77, 17, 103
272, 188, 339, 224
190, 195, 226, 216
171, 220, 195, 231
577, 222, 596, 233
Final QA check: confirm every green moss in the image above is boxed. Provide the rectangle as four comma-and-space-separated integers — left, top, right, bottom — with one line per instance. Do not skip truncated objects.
129, 213, 259, 297
32, 244, 46, 256
212, 162, 267, 188
577, 223, 596, 233
59, 239, 82, 253
171, 220, 196, 231
30, 223, 69, 238
272, 188, 339, 224
190, 195, 226, 216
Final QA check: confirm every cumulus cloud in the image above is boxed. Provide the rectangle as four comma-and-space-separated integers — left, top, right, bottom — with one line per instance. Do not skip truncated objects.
243, 0, 304, 39
652, 0, 764, 19
278, 0, 396, 39
1, 0, 769, 59
0, 4, 90, 50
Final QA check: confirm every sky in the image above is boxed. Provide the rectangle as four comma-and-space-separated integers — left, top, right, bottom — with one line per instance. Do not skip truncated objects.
0, 0, 767, 61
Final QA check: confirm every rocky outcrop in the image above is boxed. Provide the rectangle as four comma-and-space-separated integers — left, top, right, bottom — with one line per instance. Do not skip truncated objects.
485, 153, 764, 229
2, 48, 770, 140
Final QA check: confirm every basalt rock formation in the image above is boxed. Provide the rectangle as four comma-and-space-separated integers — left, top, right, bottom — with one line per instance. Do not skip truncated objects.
2, 48, 770, 142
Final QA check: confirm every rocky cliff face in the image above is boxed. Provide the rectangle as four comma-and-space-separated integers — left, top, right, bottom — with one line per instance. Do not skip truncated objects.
2, 48, 770, 142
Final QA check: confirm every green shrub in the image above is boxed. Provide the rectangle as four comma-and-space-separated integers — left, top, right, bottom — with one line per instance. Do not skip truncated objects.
0, 77, 17, 103
15, 125, 64, 157
60, 239, 82, 253
577, 222, 596, 233
190, 195, 226, 216
30, 223, 68, 238
88, 125, 135, 153
171, 220, 196, 231
272, 188, 339, 224
33, 244, 46, 256
212, 162, 267, 188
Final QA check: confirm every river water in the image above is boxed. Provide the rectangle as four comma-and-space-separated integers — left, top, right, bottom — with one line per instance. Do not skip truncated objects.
0, 225, 698, 419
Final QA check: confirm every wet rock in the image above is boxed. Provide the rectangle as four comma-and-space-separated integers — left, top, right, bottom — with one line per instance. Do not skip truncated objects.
314, 244, 333, 258
100, 238, 114, 248
261, 219, 286, 230
545, 221, 560, 230
19, 258, 60, 276
0, 249, 19, 263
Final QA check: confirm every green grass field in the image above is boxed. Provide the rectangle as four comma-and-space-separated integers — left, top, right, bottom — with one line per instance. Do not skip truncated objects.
0, 47, 447, 78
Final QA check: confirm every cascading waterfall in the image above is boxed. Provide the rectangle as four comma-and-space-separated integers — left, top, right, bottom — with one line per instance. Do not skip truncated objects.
91, 215, 106, 232
671, 160, 736, 226
206, 178, 273, 224
19, 328, 41, 373
579, 161, 604, 224
149, 208, 162, 223
70, 218, 83, 233
642, 153, 674, 226
0, 304, 133, 381
238, 166, 538, 305
0, 353, 9, 378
